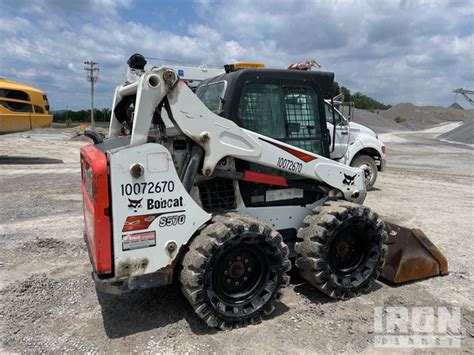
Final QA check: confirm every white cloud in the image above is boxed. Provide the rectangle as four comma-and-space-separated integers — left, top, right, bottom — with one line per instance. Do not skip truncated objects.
0, 0, 472, 110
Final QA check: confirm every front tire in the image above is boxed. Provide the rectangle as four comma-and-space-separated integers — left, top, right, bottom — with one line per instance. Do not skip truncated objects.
351, 154, 378, 190
295, 200, 387, 300
180, 213, 291, 329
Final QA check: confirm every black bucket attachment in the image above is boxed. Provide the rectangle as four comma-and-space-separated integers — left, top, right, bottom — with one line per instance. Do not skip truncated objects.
380, 221, 448, 284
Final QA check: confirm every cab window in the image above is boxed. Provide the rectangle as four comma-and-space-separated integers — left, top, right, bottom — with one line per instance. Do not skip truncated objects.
34, 105, 45, 114
324, 102, 343, 125
0, 89, 30, 101
238, 82, 324, 155
0, 100, 33, 112
196, 81, 226, 114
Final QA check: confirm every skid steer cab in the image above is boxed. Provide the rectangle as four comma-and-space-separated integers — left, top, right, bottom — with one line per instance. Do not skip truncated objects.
80, 57, 447, 330
195, 65, 386, 190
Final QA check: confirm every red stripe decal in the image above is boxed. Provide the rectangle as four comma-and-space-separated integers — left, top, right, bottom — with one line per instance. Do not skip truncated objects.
259, 138, 317, 162
243, 170, 288, 187
123, 213, 162, 232
122, 210, 186, 232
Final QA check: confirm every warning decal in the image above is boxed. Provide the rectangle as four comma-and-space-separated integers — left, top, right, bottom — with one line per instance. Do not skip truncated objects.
122, 231, 156, 251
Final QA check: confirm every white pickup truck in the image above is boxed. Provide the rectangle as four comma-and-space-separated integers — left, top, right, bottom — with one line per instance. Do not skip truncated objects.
325, 101, 386, 189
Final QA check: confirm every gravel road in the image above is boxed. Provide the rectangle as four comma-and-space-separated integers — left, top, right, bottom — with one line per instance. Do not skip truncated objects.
0, 128, 473, 353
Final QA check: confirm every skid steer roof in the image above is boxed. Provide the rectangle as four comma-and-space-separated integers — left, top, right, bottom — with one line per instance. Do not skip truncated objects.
199, 68, 335, 94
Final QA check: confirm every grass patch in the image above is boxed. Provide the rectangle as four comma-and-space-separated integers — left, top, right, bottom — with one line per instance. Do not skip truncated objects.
394, 116, 407, 123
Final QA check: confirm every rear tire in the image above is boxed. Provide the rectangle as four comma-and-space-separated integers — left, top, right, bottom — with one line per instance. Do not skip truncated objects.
350, 155, 378, 190
180, 213, 291, 329
295, 200, 387, 300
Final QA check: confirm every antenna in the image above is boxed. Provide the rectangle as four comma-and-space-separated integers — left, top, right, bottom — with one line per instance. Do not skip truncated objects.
84, 61, 99, 127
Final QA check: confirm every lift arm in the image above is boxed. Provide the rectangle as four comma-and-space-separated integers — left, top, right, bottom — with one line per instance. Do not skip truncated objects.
109, 68, 367, 203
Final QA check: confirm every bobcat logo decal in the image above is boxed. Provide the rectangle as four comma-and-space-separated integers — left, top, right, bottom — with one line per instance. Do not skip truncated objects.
128, 198, 143, 212
342, 174, 357, 186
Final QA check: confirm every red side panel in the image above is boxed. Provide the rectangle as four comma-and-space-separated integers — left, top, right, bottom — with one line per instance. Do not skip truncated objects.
243, 170, 288, 187
80, 144, 112, 275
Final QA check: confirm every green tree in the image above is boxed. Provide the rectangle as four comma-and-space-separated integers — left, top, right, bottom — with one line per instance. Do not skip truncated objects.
340, 86, 352, 102
53, 108, 112, 123
326, 81, 341, 99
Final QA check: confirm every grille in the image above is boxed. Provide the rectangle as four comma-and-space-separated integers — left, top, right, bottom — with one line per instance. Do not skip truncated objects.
238, 83, 324, 155
198, 178, 236, 212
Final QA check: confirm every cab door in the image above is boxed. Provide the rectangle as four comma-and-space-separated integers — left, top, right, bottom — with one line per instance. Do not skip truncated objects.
325, 102, 350, 159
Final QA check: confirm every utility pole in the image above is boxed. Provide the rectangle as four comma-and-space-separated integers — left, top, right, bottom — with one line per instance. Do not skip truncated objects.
84, 61, 99, 128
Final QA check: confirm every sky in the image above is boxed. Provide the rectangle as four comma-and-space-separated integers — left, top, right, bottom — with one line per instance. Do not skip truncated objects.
0, 0, 473, 110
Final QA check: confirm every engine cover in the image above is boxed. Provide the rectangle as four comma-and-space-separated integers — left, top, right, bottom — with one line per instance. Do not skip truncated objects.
108, 143, 211, 279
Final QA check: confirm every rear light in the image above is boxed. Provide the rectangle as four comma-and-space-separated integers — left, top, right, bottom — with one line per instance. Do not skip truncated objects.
224, 62, 264, 73
80, 144, 112, 274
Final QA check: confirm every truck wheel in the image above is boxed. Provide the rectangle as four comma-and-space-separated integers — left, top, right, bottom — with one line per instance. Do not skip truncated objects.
295, 200, 387, 300
350, 155, 377, 190
180, 213, 291, 329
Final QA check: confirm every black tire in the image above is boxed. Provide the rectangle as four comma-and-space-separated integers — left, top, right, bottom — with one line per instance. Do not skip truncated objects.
295, 200, 387, 300
350, 154, 378, 190
179, 213, 291, 329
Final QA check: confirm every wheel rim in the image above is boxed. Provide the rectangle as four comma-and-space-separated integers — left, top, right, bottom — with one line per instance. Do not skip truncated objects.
205, 233, 279, 319
359, 163, 373, 186
213, 246, 266, 302
328, 218, 371, 276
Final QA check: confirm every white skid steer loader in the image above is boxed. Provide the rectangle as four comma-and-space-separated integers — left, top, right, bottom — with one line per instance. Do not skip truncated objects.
80, 59, 447, 329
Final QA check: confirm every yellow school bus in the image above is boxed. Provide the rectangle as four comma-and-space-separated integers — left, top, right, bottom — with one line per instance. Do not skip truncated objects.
0, 78, 53, 134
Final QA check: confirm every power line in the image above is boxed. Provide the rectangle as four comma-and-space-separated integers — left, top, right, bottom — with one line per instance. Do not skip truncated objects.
144, 56, 222, 68
0, 42, 224, 69
0, 43, 74, 61
84, 61, 99, 128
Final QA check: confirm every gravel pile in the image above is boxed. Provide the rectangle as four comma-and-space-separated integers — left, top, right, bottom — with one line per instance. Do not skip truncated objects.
439, 119, 474, 145
350, 104, 474, 135
449, 102, 465, 110
351, 108, 405, 133
379, 103, 473, 130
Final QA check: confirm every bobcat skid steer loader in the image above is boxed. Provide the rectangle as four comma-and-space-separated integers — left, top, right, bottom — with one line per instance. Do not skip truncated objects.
80, 61, 447, 329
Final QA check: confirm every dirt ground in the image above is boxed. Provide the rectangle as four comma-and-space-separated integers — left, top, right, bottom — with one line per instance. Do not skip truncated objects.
0, 127, 473, 353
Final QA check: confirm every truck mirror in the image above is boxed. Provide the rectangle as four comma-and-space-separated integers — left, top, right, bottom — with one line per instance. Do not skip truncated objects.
348, 102, 354, 121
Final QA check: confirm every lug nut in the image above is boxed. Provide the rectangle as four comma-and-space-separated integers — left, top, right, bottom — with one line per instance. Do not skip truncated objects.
224, 270, 228, 275
247, 267, 252, 272
235, 282, 240, 286
244, 259, 249, 263
243, 277, 248, 281
237, 256, 241, 261
226, 279, 231, 284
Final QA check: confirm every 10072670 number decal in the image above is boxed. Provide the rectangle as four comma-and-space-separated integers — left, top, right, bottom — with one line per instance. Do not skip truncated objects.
159, 214, 186, 227
277, 157, 302, 173
121, 181, 175, 196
